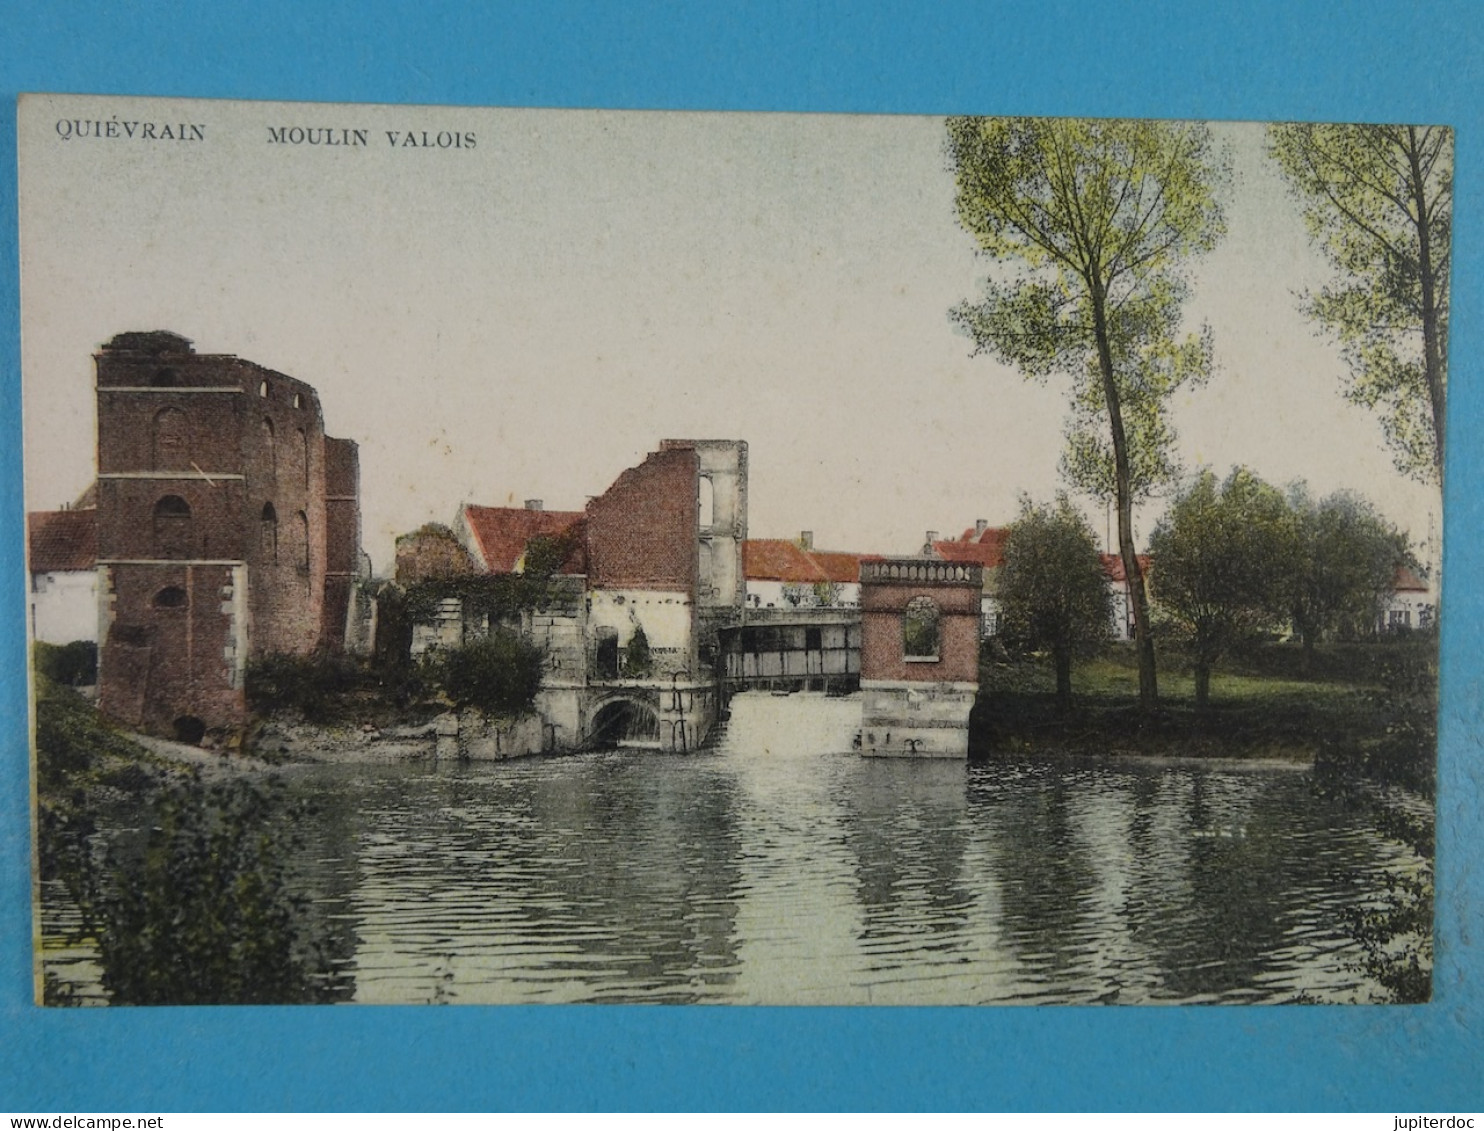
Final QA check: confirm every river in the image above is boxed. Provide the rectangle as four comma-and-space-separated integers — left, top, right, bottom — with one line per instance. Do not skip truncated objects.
40, 692, 1425, 1005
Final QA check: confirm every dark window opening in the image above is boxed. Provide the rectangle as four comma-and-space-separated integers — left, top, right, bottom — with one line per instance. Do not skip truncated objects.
173, 716, 206, 745
153, 586, 188, 609
595, 632, 619, 680
903, 596, 940, 659
261, 502, 279, 564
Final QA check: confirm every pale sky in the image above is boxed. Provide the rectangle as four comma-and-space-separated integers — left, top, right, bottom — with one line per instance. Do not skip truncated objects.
17, 95, 1443, 573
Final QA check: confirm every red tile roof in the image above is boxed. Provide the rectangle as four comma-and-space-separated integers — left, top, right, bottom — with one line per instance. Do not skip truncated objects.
1393, 565, 1430, 592
1100, 553, 1153, 584
810, 550, 863, 584
743, 541, 863, 584
931, 539, 1006, 568
744, 539, 827, 583
460, 505, 587, 574
932, 526, 1009, 569
28, 510, 97, 573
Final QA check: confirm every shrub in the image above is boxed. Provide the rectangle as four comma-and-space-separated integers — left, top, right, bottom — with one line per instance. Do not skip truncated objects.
430, 630, 544, 717
88, 776, 351, 1005
32, 640, 97, 687
246, 652, 364, 722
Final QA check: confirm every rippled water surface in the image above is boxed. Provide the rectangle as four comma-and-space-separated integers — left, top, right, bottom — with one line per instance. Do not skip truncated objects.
44, 693, 1421, 1004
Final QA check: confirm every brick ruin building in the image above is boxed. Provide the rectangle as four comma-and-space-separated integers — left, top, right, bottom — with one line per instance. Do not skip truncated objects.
405, 440, 747, 753
856, 558, 982, 757
93, 331, 361, 740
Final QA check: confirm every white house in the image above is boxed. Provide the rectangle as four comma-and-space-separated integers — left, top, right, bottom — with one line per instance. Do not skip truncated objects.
28, 508, 98, 645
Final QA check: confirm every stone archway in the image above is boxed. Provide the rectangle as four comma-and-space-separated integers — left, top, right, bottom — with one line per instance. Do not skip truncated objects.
589, 698, 660, 749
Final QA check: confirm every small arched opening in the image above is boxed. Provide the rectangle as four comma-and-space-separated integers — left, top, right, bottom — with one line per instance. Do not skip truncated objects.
153, 585, 188, 609
296, 510, 310, 574
173, 715, 207, 745
589, 699, 660, 749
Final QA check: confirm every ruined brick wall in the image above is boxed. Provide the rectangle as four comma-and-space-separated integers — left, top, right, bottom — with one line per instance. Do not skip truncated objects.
321, 436, 361, 649
859, 566, 981, 684
242, 369, 327, 657
94, 332, 355, 736
586, 446, 699, 592
395, 525, 478, 584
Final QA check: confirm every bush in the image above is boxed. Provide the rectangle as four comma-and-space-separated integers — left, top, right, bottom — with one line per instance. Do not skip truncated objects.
32, 640, 97, 687
246, 652, 364, 722
86, 776, 351, 1005
429, 630, 544, 717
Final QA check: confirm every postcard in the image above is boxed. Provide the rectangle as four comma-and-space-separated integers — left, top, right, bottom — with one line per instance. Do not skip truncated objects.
19, 94, 1445, 1006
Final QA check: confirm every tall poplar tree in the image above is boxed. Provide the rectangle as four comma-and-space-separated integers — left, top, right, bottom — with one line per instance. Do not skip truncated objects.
946, 117, 1227, 709
1268, 123, 1452, 483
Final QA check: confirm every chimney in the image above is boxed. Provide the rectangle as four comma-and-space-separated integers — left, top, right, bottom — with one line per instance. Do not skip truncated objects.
799, 530, 813, 550
975, 518, 988, 538
925, 530, 939, 546
524, 499, 543, 511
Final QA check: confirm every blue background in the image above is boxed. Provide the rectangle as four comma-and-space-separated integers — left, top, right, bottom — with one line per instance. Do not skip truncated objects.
1, 0, 1481, 1112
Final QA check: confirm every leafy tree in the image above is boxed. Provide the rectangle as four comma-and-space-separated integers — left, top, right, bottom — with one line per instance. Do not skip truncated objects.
1268, 124, 1452, 482
1287, 485, 1411, 670
947, 117, 1228, 709
1149, 468, 1296, 708
996, 496, 1112, 711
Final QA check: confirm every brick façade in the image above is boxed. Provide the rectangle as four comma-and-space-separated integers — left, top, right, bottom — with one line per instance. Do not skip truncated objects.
94, 331, 360, 738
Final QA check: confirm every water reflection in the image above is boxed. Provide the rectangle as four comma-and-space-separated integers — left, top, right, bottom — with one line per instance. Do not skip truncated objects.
43, 692, 1420, 1005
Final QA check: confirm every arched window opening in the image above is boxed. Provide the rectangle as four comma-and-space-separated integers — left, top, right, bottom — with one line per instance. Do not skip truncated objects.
152, 495, 193, 559
297, 510, 310, 574
152, 368, 177, 387
260, 502, 279, 563
292, 393, 303, 409
298, 427, 310, 489
258, 379, 270, 398
153, 586, 188, 609
698, 475, 715, 529
262, 417, 276, 477
903, 596, 940, 660
151, 406, 188, 470
698, 541, 714, 595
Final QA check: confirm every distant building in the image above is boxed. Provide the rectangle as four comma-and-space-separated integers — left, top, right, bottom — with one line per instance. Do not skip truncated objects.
91, 331, 361, 740
1380, 565, 1436, 632
929, 520, 1147, 641
742, 532, 862, 609
27, 507, 97, 646
456, 502, 587, 576
404, 439, 748, 752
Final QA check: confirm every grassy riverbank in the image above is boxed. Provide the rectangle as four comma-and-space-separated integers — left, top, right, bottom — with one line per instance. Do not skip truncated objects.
969, 637, 1437, 764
